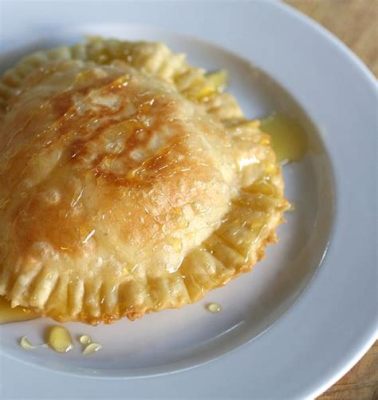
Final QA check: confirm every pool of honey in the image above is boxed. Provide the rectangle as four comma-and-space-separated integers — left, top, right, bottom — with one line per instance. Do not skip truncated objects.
261, 113, 308, 163
0, 297, 38, 324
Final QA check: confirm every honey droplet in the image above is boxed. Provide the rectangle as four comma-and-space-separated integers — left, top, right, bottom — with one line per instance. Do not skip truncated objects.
79, 334, 92, 345
46, 326, 73, 353
261, 114, 308, 163
82, 342, 102, 355
206, 302, 222, 313
19, 336, 36, 350
0, 297, 38, 324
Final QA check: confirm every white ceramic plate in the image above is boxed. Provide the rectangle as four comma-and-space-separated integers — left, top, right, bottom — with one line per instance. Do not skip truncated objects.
0, 1, 377, 399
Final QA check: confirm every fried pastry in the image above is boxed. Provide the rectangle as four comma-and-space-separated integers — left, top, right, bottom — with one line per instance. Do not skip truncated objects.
0, 38, 289, 323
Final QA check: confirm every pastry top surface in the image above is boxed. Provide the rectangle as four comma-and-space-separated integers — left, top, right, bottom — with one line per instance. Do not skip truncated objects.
0, 39, 288, 323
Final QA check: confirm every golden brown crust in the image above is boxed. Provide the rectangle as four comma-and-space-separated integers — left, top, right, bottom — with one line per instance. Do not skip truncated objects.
0, 38, 289, 324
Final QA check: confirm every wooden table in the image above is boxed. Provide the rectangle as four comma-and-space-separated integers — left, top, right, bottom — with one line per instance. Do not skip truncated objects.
286, 1, 378, 398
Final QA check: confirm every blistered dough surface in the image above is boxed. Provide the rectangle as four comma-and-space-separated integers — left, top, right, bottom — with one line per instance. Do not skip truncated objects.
0, 39, 288, 323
